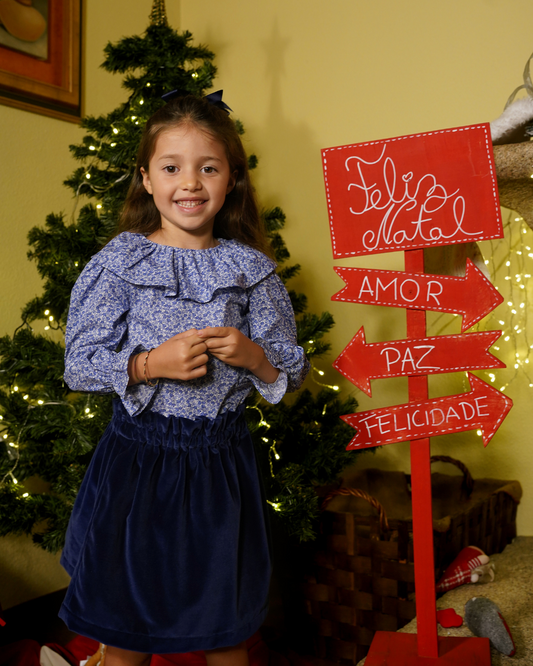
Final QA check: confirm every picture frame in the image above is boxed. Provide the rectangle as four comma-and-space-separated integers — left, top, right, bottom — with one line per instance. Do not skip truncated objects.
0, 0, 81, 123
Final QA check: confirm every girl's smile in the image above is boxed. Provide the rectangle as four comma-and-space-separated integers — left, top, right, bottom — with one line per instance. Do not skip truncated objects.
141, 124, 236, 248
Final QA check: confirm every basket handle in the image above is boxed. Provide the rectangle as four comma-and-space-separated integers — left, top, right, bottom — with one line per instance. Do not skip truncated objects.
430, 455, 474, 496
321, 487, 389, 531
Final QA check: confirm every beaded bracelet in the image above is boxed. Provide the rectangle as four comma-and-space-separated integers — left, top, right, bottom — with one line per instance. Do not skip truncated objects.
142, 349, 158, 388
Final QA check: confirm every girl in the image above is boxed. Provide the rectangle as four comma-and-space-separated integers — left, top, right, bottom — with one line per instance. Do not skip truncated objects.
59, 93, 309, 666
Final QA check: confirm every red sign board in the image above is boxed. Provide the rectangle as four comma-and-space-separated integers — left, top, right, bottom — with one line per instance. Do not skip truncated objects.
322, 124, 502, 258
334, 328, 504, 396
324, 123, 509, 662
342, 373, 512, 450
332, 259, 503, 332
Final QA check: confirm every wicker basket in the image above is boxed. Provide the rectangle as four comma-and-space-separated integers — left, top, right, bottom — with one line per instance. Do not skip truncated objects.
302, 456, 521, 665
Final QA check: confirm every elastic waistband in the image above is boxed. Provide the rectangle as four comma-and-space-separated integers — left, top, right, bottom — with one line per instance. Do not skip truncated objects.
109, 400, 248, 450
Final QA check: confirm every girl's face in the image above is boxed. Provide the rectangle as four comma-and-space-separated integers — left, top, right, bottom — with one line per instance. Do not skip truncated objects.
141, 124, 236, 248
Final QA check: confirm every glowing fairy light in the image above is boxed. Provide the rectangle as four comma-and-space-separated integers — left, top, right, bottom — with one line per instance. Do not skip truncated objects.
462, 212, 533, 391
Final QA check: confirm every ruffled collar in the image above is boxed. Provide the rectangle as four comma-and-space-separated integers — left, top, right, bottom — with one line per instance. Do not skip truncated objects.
92, 232, 277, 302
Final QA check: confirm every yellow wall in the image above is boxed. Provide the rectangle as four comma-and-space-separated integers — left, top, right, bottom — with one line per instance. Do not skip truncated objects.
1, 0, 532, 607
0, 0, 182, 609
180, 0, 533, 532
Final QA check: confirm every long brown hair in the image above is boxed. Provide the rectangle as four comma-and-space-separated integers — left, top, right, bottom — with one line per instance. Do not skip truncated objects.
119, 95, 271, 256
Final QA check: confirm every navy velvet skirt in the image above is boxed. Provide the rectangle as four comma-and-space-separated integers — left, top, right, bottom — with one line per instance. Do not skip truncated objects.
59, 401, 271, 654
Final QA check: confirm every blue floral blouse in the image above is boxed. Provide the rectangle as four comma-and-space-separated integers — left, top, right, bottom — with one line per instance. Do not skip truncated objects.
64, 232, 309, 418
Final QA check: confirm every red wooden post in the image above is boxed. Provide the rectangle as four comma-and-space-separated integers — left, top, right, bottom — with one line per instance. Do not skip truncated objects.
405, 248, 438, 658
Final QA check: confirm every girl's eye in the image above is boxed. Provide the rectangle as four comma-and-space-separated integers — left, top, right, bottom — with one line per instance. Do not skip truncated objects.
164, 165, 178, 173
202, 166, 216, 174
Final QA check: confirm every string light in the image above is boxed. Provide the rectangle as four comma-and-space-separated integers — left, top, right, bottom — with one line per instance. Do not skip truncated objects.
268, 441, 281, 476
431, 211, 533, 393
310, 363, 340, 391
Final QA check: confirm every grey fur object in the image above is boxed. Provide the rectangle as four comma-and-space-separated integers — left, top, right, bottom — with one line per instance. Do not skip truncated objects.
465, 597, 516, 656
491, 97, 533, 145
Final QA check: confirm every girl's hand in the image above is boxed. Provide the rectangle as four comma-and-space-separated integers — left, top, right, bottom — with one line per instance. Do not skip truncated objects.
129, 330, 209, 385
198, 327, 280, 384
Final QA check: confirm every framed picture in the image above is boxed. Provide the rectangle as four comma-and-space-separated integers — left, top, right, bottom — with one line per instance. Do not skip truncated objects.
0, 0, 81, 123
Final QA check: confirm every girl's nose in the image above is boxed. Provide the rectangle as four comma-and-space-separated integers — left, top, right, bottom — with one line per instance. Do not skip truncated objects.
179, 169, 201, 190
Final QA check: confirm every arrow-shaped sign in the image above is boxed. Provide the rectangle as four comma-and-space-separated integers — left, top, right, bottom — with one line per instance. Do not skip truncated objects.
342, 373, 512, 450
334, 327, 504, 396
332, 259, 503, 332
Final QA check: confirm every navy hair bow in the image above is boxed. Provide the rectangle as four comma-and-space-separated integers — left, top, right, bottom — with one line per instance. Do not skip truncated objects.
161, 89, 232, 114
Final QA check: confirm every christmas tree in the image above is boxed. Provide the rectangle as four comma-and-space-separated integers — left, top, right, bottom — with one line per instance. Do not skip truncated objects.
0, 2, 358, 553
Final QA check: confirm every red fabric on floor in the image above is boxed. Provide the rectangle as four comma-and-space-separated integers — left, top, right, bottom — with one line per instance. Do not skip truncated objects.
0, 639, 41, 666
152, 632, 270, 665
46, 632, 314, 665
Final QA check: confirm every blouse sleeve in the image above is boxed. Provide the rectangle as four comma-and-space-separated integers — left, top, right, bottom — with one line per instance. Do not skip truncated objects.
64, 261, 156, 415
247, 272, 310, 403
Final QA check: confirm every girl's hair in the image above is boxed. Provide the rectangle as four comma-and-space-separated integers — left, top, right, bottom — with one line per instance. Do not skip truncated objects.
118, 95, 271, 256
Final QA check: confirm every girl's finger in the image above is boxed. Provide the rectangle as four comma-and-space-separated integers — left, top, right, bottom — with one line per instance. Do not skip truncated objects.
173, 328, 199, 339
197, 327, 228, 338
